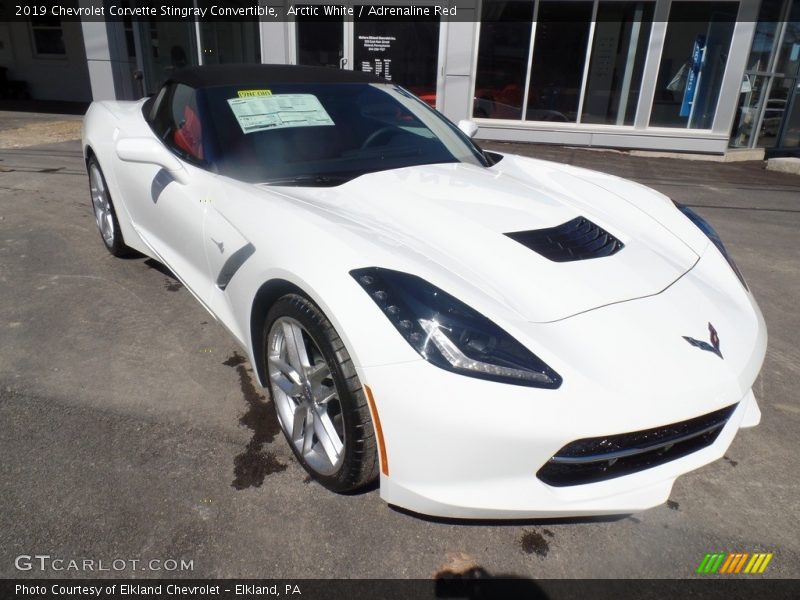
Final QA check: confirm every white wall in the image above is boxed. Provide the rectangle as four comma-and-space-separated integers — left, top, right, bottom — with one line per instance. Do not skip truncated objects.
3, 21, 91, 102
440, 1, 480, 124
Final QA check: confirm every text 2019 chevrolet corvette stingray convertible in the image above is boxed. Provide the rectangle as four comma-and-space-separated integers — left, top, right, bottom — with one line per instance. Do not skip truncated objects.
81, 64, 766, 519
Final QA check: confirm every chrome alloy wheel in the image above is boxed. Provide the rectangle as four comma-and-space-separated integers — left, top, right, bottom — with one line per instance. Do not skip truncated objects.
267, 317, 345, 476
89, 163, 115, 246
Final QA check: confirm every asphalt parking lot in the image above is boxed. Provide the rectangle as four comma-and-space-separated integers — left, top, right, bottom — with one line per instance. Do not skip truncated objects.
1, 112, 799, 580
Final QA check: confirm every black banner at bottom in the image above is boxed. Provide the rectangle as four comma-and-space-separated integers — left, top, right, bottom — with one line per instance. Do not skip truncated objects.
2, 579, 799, 600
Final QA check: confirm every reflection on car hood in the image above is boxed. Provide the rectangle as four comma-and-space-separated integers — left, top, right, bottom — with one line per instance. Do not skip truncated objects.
262, 159, 699, 323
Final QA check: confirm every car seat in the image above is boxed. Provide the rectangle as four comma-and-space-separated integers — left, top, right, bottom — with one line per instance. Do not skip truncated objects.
173, 105, 203, 160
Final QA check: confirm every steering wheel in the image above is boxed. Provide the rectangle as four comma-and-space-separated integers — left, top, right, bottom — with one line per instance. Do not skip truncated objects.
360, 126, 399, 150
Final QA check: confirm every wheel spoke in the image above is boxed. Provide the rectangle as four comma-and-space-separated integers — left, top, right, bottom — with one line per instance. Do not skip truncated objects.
314, 386, 336, 405
268, 355, 303, 396
291, 405, 307, 444
90, 168, 105, 202
281, 320, 311, 375
313, 408, 343, 465
271, 371, 301, 397
103, 212, 114, 241
90, 184, 103, 213
302, 410, 315, 455
307, 361, 330, 387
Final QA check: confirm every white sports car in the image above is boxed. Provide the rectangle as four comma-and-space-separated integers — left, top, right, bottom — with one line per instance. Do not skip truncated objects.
81, 64, 766, 519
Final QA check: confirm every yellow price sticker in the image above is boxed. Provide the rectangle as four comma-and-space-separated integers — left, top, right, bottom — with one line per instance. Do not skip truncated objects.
237, 89, 272, 98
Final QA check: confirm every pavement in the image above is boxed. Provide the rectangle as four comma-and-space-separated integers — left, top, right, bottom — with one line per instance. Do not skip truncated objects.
0, 112, 799, 580
0, 110, 82, 149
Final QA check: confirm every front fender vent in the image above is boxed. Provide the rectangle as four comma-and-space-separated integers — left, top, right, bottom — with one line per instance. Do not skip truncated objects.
506, 216, 623, 262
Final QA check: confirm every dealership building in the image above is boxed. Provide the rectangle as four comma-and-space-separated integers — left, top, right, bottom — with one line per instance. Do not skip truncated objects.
2, 0, 799, 156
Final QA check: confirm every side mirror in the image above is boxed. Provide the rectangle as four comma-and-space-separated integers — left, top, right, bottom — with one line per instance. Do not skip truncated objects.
457, 119, 479, 139
115, 137, 189, 185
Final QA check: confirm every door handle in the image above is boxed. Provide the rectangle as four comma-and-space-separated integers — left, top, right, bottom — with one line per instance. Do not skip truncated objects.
340, 57, 348, 69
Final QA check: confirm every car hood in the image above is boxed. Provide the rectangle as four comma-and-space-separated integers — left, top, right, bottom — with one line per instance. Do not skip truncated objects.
260, 159, 699, 323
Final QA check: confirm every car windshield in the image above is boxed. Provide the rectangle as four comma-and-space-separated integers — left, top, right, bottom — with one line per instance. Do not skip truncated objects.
200, 82, 488, 185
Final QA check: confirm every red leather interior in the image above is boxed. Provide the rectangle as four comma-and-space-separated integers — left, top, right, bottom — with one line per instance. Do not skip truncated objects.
173, 105, 203, 159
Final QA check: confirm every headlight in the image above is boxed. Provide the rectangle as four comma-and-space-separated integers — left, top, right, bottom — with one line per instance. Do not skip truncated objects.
674, 202, 748, 291
351, 267, 562, 388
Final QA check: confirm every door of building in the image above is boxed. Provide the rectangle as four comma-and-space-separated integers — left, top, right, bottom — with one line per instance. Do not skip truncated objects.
730, 0, 800, 156
133, 21, 199, 96
132, 20, 260, 97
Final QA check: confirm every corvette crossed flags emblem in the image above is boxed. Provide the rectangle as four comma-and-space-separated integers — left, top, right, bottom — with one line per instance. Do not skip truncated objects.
683, 323, 723, 359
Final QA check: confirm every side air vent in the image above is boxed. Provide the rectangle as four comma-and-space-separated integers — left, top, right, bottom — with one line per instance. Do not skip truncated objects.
506, 216, 624, 262
536, 404, 737, 487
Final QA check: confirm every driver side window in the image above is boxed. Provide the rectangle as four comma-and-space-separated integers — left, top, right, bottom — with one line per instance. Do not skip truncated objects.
150, 83, 205, 164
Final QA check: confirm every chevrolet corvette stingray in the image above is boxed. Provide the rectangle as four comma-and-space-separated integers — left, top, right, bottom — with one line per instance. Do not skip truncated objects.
81, 64, 766, 519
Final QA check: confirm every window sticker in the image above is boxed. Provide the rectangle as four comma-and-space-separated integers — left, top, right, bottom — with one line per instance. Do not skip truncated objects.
227, 94, 335, 134
237, 89, 272, 97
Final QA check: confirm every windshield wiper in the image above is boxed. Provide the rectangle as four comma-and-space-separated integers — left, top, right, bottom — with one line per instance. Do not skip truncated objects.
260, 174, 355, 187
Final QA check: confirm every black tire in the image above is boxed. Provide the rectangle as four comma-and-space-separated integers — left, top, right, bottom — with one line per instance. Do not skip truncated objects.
263, 293, 379, 493
87, 156, 134, 258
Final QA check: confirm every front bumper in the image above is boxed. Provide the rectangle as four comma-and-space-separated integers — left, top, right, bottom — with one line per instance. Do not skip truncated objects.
364, 358, 759, 519
358, 249, 766, 519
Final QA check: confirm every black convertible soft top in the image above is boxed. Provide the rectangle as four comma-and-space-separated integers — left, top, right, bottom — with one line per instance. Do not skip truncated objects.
167, 63, 385, 89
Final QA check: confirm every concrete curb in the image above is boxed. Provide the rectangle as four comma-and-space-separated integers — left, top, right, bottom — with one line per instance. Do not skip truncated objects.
628, 148, 765, 162
766, 157, 800, 176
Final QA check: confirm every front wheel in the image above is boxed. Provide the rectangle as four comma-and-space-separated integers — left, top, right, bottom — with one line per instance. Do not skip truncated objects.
87, 157, 133, 257
264, 293, 379, 492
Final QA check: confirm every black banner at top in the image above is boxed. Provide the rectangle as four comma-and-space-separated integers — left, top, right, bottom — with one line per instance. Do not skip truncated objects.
0, 0, 745, 23
3, 1, 467, 23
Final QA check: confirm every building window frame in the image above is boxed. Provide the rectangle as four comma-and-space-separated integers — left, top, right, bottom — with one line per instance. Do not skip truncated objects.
29, 17, 67, 59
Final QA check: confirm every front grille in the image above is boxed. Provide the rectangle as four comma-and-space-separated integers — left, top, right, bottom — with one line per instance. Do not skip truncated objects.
536, 404, 737, 487
506, 216, 624, 262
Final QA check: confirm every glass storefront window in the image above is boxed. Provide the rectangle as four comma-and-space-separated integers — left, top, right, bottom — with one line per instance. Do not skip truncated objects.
296, 10, 344, 68
473, 0, 654, 125
747, 0, 784, 72
774, 1, 800, 77
582, 1, 654, 125
473, 0, 535, 119
199, 22, 260, 65
650, 1, 738, 129
526, 1, 593, 122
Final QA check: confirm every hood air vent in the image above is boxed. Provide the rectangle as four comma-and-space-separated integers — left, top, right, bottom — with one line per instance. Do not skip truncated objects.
506, 216, 624, 262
